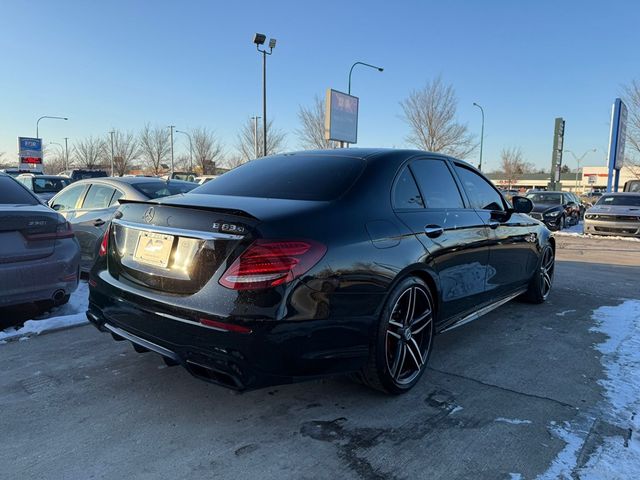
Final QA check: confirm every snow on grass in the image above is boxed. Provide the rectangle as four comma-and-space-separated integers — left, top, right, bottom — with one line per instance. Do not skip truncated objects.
0, 281, 89, 343
537, 300, 640, 479
494, 417, 532, 425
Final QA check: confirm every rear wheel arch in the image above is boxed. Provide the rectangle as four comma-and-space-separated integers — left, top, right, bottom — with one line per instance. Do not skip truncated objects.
384, 266, 440, 321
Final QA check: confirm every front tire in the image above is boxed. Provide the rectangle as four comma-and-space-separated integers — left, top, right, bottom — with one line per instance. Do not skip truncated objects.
359, 277, 435, 394
523, 245, 554, 303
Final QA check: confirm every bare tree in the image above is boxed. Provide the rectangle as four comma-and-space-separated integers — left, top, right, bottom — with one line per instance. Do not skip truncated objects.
190, 127, 224, 174
295, 95, 339, 149
499, 147, 533, 189
139, 124, 171, 175
73, 136, 107, 169
622, 80, 640, 179
43, 144, 66, 174
109, 130, 140, 176
400, 76, 476, 158
222, 153, 247, 170
236, 118, 286, 161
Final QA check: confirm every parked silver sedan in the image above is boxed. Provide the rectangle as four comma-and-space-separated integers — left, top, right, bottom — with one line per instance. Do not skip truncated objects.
0, 173, 80, 309
584, 192, 640, 237
48, 177, 197, 272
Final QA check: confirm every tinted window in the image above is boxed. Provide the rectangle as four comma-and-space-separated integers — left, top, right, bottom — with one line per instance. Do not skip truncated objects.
596, 195, 640, 207
71, 170, 108, 181
0, 176, 39, 205
32, 177, 71, 193
82, 185, 116, 209
52, 184, 87, 211
454, 164, 504, 210
526, 193, 563, 204
393, 167, 424, 209
411, 160, 464, 208
132, 180, 197, 199
195, 155, 365, 201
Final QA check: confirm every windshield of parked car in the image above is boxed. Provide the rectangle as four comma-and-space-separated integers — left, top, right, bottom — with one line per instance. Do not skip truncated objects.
32, 177, 71, 193
132, 180, 197, 199
194, 155, 365, 201
596, 195, 640, 207
0, 176, 39, 205
526, 192, 562, 204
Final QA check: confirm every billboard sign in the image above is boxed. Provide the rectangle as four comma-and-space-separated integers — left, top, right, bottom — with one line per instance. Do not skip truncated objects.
325, 89, 359, 144
606, 98, 628, 191
18, 137, 43, 172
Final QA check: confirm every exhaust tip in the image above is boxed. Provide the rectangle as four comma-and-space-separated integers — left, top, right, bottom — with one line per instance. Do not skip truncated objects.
52, 290, 66, 305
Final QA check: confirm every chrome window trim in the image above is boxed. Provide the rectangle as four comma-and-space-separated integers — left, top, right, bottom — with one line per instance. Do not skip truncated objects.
112, 219, 244, 240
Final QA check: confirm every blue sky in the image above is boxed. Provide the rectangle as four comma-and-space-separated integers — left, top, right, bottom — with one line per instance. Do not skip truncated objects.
1, 0, 638, 171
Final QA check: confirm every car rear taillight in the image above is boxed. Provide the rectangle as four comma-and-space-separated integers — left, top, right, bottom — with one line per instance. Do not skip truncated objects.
98, 227, 110, 256
25, 221, 75, 241
219, 239, 326, 290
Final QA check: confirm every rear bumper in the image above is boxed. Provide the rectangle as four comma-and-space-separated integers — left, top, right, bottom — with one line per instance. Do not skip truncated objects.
0, 239, 80, 307
86, 282, 373, 391
584, 219, 640, 237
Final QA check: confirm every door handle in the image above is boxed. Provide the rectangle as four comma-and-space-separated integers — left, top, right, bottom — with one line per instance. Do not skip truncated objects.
424, 225, 444, 238
93, 219, 106, 227
488, 221, 500, 229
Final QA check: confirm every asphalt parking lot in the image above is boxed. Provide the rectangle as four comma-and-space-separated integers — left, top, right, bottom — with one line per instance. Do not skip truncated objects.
1, 235, 638, 480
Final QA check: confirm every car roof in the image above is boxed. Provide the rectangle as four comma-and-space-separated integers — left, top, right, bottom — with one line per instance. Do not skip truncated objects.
72, 176, 191, 186
600, 192, 640, 196
16, 174, 65, 179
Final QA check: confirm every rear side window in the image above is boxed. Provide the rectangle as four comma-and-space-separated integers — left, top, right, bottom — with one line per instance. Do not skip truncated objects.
194, 155, 365, 201
454, 164, 505, 211
410, 160, 464, 208
393, 167, 424, 209
82, 185, 116, 209
33, 177, 70, 193
0, 176, 39, 205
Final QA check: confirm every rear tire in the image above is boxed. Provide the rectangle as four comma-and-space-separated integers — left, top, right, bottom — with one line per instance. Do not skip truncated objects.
358, 277, 435, 394
523, 245, 554, 304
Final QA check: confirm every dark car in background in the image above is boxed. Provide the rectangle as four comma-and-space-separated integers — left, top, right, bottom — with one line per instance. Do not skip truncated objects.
16, 174, 71, 202
49, 177, 197, 272
86, 149, 554, 394
526, 191, 580, 230
584, 193, 640, 237
0, 173, 80, 310
59, 169, 108, 182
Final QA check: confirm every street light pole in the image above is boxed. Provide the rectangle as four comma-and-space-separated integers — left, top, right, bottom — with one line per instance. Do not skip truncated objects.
250, 116, 261, 159
345, 61, 384, 148
36, 115, 68, 138
109, 131, 115, 176
473, 103, 485, 171
175, 130, 193, 172
64, 137, 69, 171
168, 125, 175, 175
254, 34, 276, 157
564, 148, 596, 193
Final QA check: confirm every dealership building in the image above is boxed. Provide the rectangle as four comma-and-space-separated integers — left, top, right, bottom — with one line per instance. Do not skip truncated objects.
485, 165, 638, 193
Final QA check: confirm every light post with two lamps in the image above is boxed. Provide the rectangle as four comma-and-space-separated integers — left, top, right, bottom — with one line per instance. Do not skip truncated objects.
564, 148, 596, 193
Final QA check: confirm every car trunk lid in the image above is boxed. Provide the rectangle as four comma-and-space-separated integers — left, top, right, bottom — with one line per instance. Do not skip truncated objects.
0, 205, 61, 263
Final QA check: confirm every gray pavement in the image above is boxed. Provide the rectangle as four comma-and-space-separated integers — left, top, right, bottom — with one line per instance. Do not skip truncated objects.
1, 236, 638, 480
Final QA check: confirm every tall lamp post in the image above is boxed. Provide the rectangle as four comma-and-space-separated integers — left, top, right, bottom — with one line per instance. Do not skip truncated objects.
473, 102, 485, 171
346, 61, 384, 148
250, 116, 261, 159
175, 130, 193, 172
36, 115, 68, 138
64, 137, 69, 171
168, 125, 175, 175
109, 131, 115, 176
253, 33, 276, 157
564, 148, 596, 193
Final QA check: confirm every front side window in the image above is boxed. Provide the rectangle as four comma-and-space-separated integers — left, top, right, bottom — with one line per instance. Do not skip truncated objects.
82, 184, 116, 209
393, 167, 424, 209
410, 160, 464, 209
51, 184, 87, 211
454, 164, 504, 210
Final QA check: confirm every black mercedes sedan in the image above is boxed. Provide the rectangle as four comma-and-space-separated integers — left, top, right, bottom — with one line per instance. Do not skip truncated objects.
87, 149, 554, 394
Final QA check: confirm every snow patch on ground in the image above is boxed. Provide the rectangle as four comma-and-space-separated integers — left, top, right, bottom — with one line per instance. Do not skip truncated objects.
495, 417, 532, 425
0, 281, 89, 343
538, 300, 640, 479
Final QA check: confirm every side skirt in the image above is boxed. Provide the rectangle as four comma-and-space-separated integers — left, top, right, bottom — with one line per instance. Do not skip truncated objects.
438, 288, 527, 334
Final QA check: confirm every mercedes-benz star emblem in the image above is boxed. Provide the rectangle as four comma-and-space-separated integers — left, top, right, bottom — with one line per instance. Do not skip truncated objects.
143, 207, 155, 223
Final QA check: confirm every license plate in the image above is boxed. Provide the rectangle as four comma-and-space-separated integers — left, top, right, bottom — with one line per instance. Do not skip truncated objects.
133, 231, 174, 267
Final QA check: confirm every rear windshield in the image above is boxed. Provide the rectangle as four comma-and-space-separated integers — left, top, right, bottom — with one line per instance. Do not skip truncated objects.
596, 195, 640, 207
194, 155, 365, 201
33, 177, 71, 193
132, 181, 197, 199
72, 170, 107, 180
0, 176, 39, 205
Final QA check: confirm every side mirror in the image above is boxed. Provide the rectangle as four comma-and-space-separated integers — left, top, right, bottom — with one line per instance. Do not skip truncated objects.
51, 203, 62, 211
511, 196, 533, 214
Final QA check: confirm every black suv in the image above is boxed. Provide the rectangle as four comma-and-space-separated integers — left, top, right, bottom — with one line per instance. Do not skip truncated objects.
60, 169, 108, 182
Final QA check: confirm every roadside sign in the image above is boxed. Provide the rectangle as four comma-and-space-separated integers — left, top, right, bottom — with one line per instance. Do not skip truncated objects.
587, 175, 597, 185
549, 118, 565, 190
325, 89, 359, 144
606, 98, 628, 191
18, 136, 43, 172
